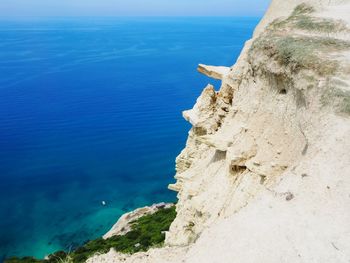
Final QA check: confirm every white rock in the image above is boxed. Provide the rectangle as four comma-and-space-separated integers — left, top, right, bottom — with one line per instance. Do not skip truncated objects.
197, 64, 231, 80
89, 1, 350, 262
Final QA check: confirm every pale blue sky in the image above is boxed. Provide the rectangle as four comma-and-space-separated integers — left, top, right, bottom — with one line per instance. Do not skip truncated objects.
0, 0, 270, 17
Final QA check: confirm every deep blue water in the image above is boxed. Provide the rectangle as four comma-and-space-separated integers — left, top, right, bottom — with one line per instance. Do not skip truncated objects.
0, 17, 259, 259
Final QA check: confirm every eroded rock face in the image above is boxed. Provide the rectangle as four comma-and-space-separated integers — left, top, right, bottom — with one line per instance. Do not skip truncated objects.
165, 0, 350, 256
182, 84, 217, 133
92, 0, 350, 262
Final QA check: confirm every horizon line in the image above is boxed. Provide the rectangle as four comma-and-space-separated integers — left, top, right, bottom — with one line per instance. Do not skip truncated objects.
0, 15, 263, 21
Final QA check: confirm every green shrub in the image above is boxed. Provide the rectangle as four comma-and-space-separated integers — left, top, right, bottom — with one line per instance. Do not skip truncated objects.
5, 257, 44, 263
46, 251, 68, 263
5, 206, 177, 263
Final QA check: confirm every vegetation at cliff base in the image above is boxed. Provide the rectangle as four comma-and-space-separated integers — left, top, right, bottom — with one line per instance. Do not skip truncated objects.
5, 206, 176, 263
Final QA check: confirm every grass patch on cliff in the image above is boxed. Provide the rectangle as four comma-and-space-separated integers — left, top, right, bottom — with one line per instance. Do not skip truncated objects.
269, 4, 315, 30
269, 3, 348, 33
257, 3, 350, 76
5, 206, 176, 263
322, 84, 350, 115
251, 35, 350, 75
291, 3, 315, 16
294, 15, 347, 33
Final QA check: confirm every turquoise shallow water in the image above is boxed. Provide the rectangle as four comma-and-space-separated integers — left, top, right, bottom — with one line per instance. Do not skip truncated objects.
0, 17, 260, 260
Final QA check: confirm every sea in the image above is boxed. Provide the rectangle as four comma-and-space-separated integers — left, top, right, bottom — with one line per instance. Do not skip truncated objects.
0, 17, 260, 259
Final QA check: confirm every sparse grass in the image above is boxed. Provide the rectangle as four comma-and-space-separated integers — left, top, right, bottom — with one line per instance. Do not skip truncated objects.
5, 206, 177, 263
321, 78, 350, 115
294, 16, 347, 33
303, 74, 317, 86
251, 35, 350, 75
341, 94, 350, 114
269, 3, 348, 33
260, 2, 350, 73
291, 3, 315, 16
296, 89, 307, 108
269, 4, 314, 30
324, 88, 350, 115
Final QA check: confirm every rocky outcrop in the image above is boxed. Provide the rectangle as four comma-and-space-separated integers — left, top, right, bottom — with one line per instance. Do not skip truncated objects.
91, 0, 350, 262
197, 64, 231, 80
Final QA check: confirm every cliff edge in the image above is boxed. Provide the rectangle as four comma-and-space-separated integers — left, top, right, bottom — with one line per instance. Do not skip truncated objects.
89, 0, 350, 262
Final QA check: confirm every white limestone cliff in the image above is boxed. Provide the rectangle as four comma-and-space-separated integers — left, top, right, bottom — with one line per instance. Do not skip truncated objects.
89, 0, 350, 262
